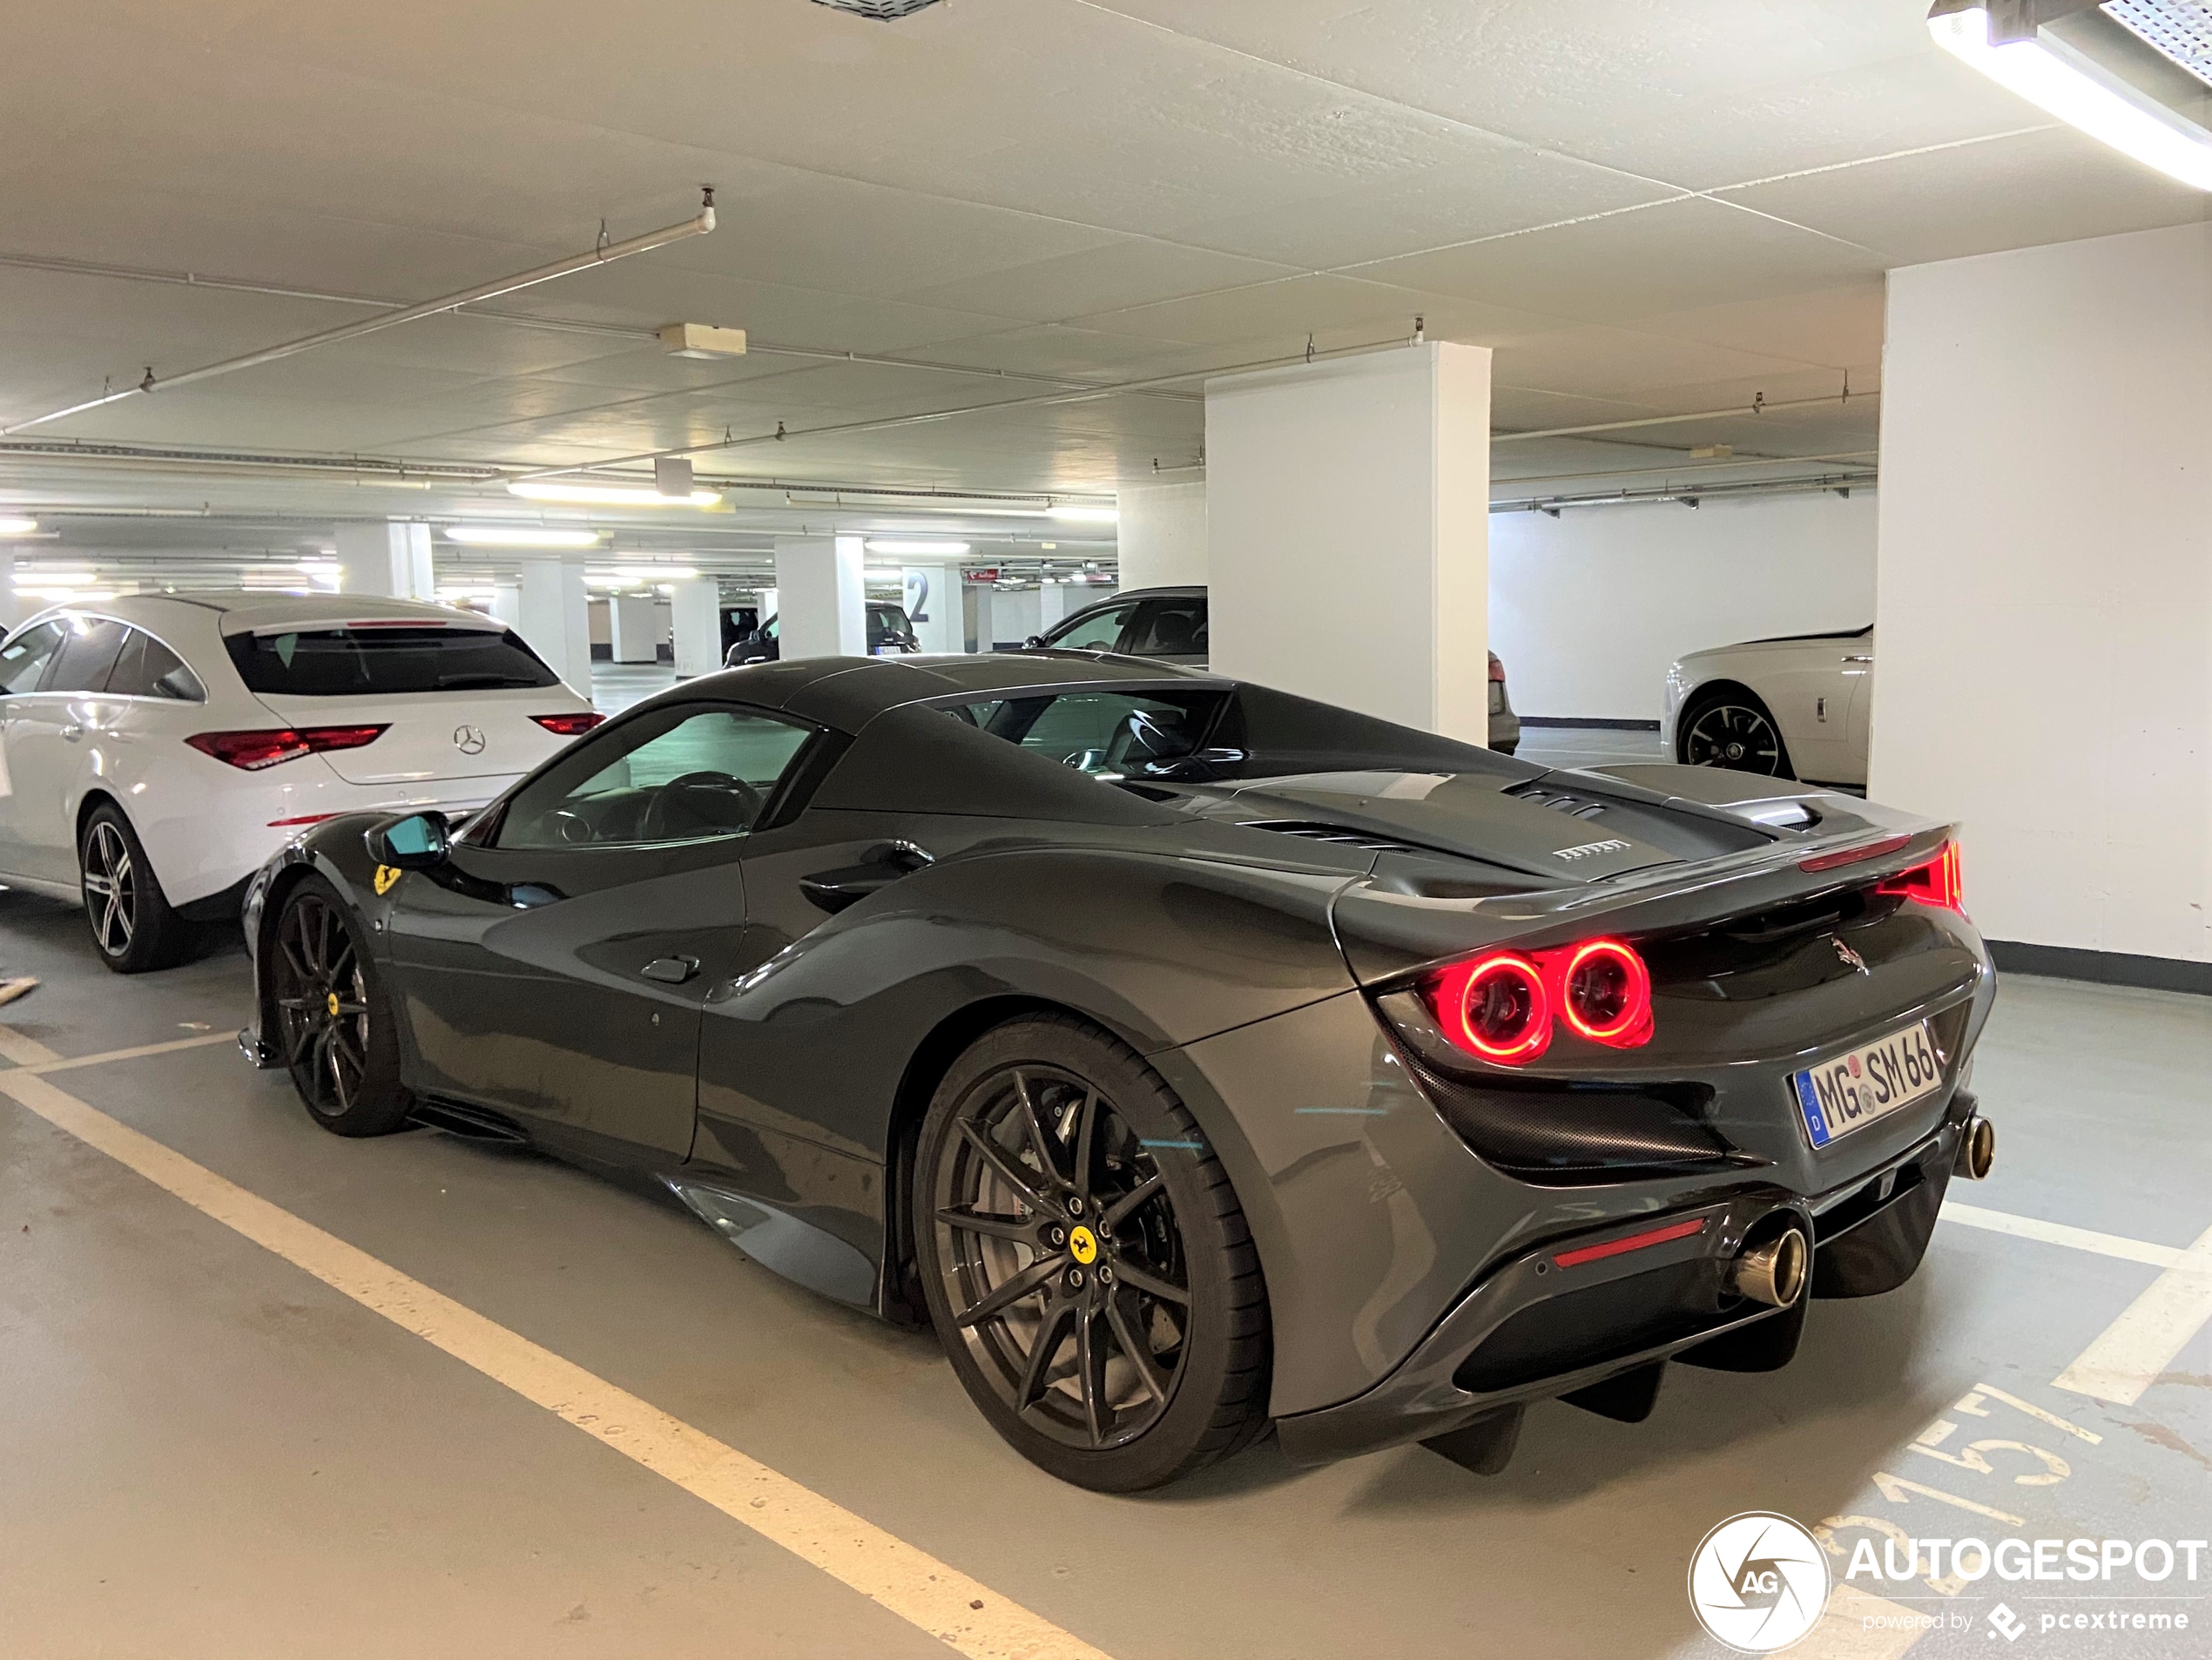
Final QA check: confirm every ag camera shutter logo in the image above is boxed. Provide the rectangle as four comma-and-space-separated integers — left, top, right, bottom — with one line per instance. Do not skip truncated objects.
1687, 1512, 1831, 1653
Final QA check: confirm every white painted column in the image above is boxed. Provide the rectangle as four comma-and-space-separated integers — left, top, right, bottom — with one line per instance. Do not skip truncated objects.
516, 555, 591, 692
1116, 478, 1207, 591
0, 550, 20, 631
1876, 221, 2212, 969
1036, 581, 1079, 633
902, 565, 962, 653
669, 577, 723, 678
963, 583, 991, 654
608, 592, 660, 663
334, 521, 436, 599
753, 586, 778, 632
1205, 343, 1490, 743
489, 581, 522, 630
773, 536, 865, 658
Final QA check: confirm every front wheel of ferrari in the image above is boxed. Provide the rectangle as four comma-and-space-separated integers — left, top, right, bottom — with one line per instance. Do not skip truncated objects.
270, 875, 411, 1137
915, 1016, 1271, 1491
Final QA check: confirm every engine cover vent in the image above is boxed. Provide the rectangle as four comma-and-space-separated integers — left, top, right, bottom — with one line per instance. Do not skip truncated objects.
810, 0, 947, 17
1238, 820, 1426, 855
1505, 784, 1610, 820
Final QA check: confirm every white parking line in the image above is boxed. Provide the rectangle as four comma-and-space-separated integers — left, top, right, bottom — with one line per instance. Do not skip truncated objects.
1940, 1200, 2185, 1268
0, 1058, 1113, 1660
2055, 1219, 2212, 1406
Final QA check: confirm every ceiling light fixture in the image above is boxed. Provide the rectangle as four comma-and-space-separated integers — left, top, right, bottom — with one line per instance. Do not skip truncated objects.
1930, 3, 2212, 189
866, 539, 971, 556
589, 565, 697, 581
507, 481, 722, 508
0, 516, 38, 536
443, 525, 603, 548
1049, 506, 1118, 523
657, 322, 749, 359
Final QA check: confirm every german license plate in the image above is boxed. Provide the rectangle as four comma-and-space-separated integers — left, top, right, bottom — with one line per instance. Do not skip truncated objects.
1792, 1021, 1943, 1149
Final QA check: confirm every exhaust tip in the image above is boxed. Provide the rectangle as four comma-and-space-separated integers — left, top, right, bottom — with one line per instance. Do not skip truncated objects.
1954, 1115, 1996, 1181
1730, 1227, 1809, 1309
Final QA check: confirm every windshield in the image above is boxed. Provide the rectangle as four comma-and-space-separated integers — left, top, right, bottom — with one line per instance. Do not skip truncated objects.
225, 625, 560, 695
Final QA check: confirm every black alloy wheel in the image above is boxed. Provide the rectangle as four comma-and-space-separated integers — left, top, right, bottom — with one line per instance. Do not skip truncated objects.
917, 1016, 1270, 1491
271, 876, 410, 1137
78, 801, 188, 973
1680, 692, 1795, 779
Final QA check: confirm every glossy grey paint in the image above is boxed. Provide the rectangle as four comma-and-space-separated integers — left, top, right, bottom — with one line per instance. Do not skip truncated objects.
242, 652, 1994, 1455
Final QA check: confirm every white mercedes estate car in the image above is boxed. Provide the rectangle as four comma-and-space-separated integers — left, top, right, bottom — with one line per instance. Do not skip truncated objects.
0, 592, 600, 972
1661, 625, 1874, 787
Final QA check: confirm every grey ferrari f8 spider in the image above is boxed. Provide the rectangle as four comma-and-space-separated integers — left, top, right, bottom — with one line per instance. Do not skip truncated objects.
240, 651, 1996, 1491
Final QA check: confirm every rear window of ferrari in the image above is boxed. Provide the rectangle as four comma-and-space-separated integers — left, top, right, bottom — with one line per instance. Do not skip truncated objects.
224, 625, 561, 696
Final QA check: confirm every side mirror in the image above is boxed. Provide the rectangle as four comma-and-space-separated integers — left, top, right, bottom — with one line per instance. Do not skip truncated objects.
365, 810, 451, 871
1024, 634, 1046, 649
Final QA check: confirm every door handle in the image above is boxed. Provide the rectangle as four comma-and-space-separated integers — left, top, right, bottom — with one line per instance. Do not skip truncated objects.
1841, 655, 1873, 664
800, 841, 934, 915
60, 724, 84, 741
639, 955, 700, 984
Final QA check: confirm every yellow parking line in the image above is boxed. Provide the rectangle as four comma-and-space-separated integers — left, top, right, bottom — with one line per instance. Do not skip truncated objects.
0, 1065, 1113, 1660
0, 1022, 62, 1067
24, 1030, 239, 1074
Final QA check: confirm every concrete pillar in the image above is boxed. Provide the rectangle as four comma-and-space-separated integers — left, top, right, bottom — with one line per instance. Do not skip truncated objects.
773, 536, 865, 659
902, 565, 962, 653
0, 550, 19, 631
753, 586, 778, 631
1875, 220, 2212, 970
992, 587, 1042, 650
516, 555, 590, 692
608, 592, 660, 664
1116, 478, 1207, 591
670, 577, 722, 678
489, 581, 522, 630
963, 583, 990, 654
334, 521, 436, 599
1206, 342, 1490, 743
1036, 581, 1078, 633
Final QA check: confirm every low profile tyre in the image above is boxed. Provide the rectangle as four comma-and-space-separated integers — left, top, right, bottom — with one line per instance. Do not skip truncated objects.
914, 1016, 1271, 1492
270, 875, 411, 1137
1678, 688, 1796, 779
78, 801, 190, 974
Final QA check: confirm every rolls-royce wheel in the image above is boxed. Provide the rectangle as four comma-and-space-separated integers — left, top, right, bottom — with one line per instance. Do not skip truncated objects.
79, 801, 189, 974
1679, 689, 1796, 779
271, 875, 411, 1137
915, 1015, 1271, 1491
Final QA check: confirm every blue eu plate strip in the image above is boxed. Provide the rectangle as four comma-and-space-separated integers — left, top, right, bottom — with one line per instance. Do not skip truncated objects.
1793, 1071, 1831, 1149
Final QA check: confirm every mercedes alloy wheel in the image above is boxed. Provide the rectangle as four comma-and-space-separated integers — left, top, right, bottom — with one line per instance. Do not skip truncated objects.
78, 801, 188, 973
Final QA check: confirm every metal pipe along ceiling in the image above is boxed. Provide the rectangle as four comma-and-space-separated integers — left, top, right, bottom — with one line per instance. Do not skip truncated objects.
0, 192, 718, 438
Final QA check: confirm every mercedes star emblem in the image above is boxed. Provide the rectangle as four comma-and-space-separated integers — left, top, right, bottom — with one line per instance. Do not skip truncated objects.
453, 725, 487, 755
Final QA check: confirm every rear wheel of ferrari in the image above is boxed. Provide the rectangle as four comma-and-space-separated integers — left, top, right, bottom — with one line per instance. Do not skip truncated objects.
1679, 689, 1794, 779
271, 876, 410, 1137
915, 1016, 1271, 1491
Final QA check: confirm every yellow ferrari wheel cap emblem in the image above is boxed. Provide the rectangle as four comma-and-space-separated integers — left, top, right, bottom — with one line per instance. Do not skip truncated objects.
374, 865, 401, 895
326, 991, 341, 1018
1068, 1225, 1098, 1265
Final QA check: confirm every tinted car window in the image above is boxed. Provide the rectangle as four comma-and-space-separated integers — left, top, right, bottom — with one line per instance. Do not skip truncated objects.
105, 629, 206, 701
948, 689, 1222, 775
0, 621, 68, 693
44, 617, 129, 692
1123, 597, 1207, 657
496, 703, 815, 848
866, 603, 914, 648
1046, 602, 1134, 652
225, 625, 560, 695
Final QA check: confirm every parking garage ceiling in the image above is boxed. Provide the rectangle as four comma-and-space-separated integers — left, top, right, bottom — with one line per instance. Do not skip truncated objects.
3, 0, 2208, 540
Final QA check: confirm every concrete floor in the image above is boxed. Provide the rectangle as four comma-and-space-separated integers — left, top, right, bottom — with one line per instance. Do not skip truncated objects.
1, 877, 2206, 1656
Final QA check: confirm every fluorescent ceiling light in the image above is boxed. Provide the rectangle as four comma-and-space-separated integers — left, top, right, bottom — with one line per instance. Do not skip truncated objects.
867, 539, 971, 556
17, 586, 109, 603
0, 516, 37, 536
13, 570, 96, 586
657, 322, 749, 360
443, 525, 602, 548
508, 481, 722, 508
1930, 4, 2212, 190
589, 565, 697, 582
1049, 506, 1118, 523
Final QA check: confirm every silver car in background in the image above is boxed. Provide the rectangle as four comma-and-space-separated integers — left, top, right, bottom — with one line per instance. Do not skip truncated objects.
1662, 626, 1873, 786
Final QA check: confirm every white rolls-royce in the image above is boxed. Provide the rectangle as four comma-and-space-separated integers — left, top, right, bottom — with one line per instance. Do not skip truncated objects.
1662, 626, 1873, 786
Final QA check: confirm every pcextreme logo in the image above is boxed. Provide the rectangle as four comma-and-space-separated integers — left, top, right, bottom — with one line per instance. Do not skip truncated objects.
1687, 1512, 1832, 1654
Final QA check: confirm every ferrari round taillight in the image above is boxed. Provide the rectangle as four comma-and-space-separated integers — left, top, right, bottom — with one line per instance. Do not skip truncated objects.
1431, 953, 1552, 1065
1557, 938, 1653, 1048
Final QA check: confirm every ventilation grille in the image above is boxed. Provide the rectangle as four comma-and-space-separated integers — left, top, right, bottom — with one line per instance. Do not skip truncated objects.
811, 0, 947, 16
1237, 820, 1426, 854
1505, 784, 1611, 821
2105, 0, 2212, 84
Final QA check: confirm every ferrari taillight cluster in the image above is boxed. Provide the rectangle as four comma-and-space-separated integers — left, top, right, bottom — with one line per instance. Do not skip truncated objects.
1876, 841, 1965, 914
1421, 936, 1654, 1067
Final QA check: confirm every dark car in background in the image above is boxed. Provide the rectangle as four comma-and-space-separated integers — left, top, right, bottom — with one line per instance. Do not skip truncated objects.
1028, 584, 1522, 753
725, 602, 918, 667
